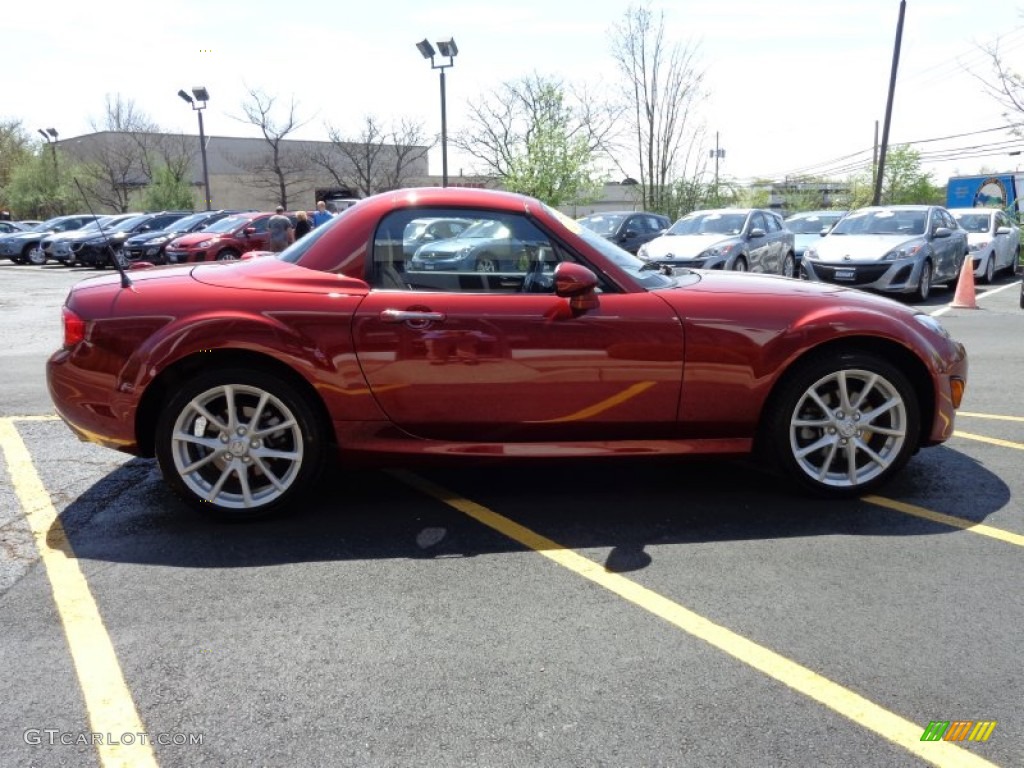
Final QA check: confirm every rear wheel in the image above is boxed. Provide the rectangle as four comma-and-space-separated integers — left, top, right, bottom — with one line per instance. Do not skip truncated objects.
761, 351, 920, 497
155, 368, 327, 520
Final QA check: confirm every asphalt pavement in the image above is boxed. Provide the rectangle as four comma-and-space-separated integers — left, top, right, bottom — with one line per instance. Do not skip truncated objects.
1, 261, 1021, 768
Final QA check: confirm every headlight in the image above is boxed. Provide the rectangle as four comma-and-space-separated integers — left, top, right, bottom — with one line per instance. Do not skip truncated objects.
637, 244, 649, 260
882, 244, 923, 261
196, 239, 213, 248
803, 247, 818, 259
912, 313, 951, 339
967, 241, 987, 253
149, 236, 170, 245
698, 244, 734, 260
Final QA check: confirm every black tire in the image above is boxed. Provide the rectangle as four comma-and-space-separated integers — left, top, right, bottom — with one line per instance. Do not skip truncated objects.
914, 259, 932, 301
216, 249, 240, 261
781, 252, 796, 279
155, 367, 327, 521
732, 256, 748, 272
475, 253, 498, 272
979, 253, 995, 285
760, 351, 920, 498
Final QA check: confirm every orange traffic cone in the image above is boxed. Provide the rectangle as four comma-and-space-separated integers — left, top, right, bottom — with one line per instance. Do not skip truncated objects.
950, 258, 978, 309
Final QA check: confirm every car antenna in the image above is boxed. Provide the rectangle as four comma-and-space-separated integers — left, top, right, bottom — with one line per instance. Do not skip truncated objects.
73, 178, 135, 291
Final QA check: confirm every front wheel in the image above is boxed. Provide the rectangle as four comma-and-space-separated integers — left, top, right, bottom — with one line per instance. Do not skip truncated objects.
475, 254, 498, 272
216, 249, 240, 261
761, 352, 920, 497
28, 246, 46, 266
979, 253, 995, 284
732, 256, 748, 272
914, 259, 932, 301
780, 252, 796, 278
155, 368, 327, 520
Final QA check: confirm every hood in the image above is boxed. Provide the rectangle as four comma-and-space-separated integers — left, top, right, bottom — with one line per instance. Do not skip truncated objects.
643, 233, 735, 260
659, 269, 919, 317
809, 234, 921, 263
169, 232, 227, 247
415, 238, 479, 258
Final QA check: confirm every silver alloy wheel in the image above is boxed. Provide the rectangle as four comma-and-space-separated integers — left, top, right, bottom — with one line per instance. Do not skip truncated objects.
476, 256, 497, 272
917, 261, 931, 300
781, 253, 795, 278
733, 257, 748, 272
788, 368, 909, 489
28, 246, 45, 265
216, 250, 239, 261
169, 383, 304, 509
982, 254, 995, 283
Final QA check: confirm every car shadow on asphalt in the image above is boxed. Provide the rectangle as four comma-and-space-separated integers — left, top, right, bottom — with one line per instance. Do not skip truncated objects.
53, 443, 1010, 574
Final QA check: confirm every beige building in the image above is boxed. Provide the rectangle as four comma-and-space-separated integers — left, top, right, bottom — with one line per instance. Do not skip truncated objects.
57, 131, 647, 216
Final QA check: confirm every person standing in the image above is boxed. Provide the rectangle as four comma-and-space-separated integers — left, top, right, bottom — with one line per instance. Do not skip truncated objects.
267, 206, 294, 252
312, 200, 334, 228
294, 210, 312, 240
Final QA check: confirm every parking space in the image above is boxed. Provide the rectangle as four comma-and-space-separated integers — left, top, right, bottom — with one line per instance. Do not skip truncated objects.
1, 263, 1021, 766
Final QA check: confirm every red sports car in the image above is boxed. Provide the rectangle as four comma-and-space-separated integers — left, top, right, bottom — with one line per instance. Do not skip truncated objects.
47, 188, 968, 520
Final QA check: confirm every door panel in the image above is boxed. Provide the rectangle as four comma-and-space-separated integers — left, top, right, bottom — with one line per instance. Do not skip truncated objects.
352, 291, 684, 442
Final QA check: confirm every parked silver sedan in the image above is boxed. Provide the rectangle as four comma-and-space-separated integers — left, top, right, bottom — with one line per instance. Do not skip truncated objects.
801, 205, 969, 301
949, 208, 1021, 283
637, 208, 796, 276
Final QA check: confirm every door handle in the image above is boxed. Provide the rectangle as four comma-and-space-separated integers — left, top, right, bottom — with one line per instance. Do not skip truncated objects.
380, 309, 446, 324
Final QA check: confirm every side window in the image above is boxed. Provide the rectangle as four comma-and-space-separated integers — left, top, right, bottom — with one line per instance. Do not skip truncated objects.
764, 213, 782, 233
749, 212, 767, 234
250, 218, 270, 234
372, 209, 559, 294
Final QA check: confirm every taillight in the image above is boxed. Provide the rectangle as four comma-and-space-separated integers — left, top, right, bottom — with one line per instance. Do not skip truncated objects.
62, 306, 86, 347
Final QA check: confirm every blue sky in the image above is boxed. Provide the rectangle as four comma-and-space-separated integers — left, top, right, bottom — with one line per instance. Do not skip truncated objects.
7, 0, 1023, 186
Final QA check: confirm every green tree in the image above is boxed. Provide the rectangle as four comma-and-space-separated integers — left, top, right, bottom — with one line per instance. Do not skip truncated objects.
847, 145, 943, 207
0, 119, 34, 212
456, 73, 616, 206
6, 150, 80, 218
502, 85, 605, 207
142, 165, 196, 210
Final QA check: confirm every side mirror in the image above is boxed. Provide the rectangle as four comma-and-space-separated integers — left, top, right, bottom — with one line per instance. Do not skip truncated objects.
995, 226, 1012, 235
243, 227, 256, 236
553, 262, 600, 312
748, 227, 766, 239
932, 227, 951, 239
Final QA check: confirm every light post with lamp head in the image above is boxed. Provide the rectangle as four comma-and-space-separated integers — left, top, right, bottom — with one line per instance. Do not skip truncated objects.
416, 38, 458, 188
37, 128, 59, 175
178, 87, 212, 210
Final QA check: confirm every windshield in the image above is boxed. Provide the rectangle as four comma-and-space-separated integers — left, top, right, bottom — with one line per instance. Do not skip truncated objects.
831, 209, 927, 236
953, 213, 992, 233
785, 214, 842, 234
164, 212, 213, 232
203, 215, 251, 234
668, 212, 747, 236
459, 220, 510, 239
578, 214, 626, 236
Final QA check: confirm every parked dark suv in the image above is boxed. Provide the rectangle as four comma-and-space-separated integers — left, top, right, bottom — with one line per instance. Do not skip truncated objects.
58, 212, 193, 268
577, 211, 671, 254
120, 210, 244, 265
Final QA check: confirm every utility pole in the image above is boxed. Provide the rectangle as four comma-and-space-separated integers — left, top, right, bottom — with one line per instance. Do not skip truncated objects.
710, 132, 726, 204
873, 0, 906, 206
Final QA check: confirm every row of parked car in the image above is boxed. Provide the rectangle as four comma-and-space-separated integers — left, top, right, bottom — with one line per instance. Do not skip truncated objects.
0, 209, 316, 268
579, 204, 1021, 301
3, 200, 1020, 303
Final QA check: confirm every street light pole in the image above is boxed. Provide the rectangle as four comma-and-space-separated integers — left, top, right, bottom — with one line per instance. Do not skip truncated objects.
416, 38, 459, 188
38, 128, 59, 176
178, 87, 212, 210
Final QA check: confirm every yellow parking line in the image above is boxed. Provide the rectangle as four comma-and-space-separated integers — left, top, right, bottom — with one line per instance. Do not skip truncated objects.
391, 469, 998, 768
11, 414, 61, 422
957, 412, 1024, 423
863, 495, 1024, 548
954, 431, 1024, 451
0, 418, 158, 768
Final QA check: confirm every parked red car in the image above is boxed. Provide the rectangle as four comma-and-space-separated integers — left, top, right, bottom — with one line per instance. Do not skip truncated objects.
48, 188, 968, 520
164, 212, 301, 263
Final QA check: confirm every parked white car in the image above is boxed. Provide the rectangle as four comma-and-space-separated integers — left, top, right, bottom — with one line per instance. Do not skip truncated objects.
948, 208, 1020, 283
